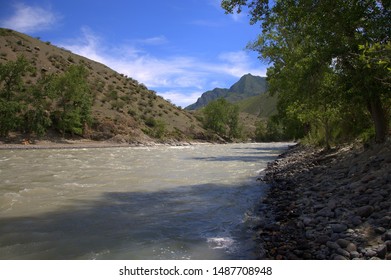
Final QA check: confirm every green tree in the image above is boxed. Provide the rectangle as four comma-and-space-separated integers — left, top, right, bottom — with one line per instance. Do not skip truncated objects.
203, 98, 241, 139
222, 0, 390, 144
50, 65, 92, 136
0, 56, 33, 136
144, 117, 166, 139
255, 117, 285, 142
227, 102, 241, 138
23, 74, 56, 137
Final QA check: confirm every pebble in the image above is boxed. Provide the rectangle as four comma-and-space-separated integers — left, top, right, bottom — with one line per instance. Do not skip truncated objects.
356, 205, 374, 218
350, 251, 360, 258
384, 230, 391, 241
346, 243, 357, 252
330, 223, 347, 233
336, 239, 350, 248
376, 244, 387, 259
375, 227, 386, 234
336, 248, 351, 258
364, 249, 377, 258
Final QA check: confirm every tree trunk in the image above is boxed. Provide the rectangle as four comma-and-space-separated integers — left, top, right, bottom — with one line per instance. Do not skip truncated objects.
368, 96, 388, 143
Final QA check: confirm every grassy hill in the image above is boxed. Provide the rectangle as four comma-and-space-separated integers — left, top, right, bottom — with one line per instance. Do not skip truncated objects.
0, 28, 207, 143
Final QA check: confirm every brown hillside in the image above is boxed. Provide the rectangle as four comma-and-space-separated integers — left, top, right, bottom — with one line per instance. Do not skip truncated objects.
0, 28, 207, 143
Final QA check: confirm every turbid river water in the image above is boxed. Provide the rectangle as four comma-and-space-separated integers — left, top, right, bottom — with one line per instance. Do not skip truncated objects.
0, 143, 291, 260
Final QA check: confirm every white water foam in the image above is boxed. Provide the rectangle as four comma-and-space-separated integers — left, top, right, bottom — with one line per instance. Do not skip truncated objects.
207, 237, 235, 250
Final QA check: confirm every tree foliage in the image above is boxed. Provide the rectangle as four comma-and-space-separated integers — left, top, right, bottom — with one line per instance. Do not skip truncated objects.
0, 56, 33, 136
50, 65, 92, 136
203, 98, 241, 140
0, 56, 92, 138
222, 0, 390, 145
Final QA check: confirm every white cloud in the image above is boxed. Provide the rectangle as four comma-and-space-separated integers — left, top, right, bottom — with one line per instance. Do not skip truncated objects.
230, 12, 245, 22
1, 3, 59, 33
158, 90, 204, 108
58, 29, 267, 107
61, 28, 105, 62
217, 51, 266, 77
135, 36, 168, 45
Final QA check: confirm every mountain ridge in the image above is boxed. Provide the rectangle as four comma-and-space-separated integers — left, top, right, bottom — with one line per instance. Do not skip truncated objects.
185, 73, 268, 110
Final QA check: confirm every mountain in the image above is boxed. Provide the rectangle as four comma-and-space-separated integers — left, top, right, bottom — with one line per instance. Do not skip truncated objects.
185, 73, 268, 110
0, 28, 207, 143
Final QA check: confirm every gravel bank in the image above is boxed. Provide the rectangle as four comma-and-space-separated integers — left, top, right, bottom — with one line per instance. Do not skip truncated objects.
256, 142, 391, 260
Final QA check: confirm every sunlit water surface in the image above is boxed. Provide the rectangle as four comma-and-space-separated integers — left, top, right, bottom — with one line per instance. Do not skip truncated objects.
0, 143, 291, 259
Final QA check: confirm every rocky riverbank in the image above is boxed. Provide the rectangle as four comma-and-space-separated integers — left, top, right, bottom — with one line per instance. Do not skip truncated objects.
256, 141, 391, 260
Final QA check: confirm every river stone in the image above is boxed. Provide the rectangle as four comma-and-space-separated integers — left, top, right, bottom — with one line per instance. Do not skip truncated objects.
337, 248, 351, 258
336, 239, 350, 248
350, 251, 360, 258
361, 174, 376, 183
376, 244, 387, 259
326, 241, 340, 250
364, 249, 377, 258
384, 230, 391, 241
346, 242, 357, 252
316, 235, 330, 244
386, 241, 391, 251
356, 205, 374, 218
302, 216, 313, 226
379, 216, 391, 228
327, 199, 338, 210
375, 227, 386, 234
330, 223, 347, 233
316, 207, 334, 218
351, 216, 362, 226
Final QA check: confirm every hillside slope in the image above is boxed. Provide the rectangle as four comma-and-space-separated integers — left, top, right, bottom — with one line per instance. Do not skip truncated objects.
0, 28, 207, 143
185, 73, 268, 110
236, 93, 277, 118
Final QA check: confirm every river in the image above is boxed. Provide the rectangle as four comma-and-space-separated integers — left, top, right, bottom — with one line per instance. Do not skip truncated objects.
0, 143, 291, 259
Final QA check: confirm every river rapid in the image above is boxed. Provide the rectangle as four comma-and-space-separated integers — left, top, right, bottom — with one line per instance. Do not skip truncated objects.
0, 143, 291, 259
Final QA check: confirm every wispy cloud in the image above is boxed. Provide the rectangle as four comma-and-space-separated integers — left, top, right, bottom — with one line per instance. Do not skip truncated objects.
59, 28, 266, 107
1, 3, 59, 33
230, 12, 246, 22
135, 36, 168, 46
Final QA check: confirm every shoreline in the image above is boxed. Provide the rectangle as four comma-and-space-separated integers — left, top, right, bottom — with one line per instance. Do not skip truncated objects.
0, 139, 210, 150
256, 142, 391, 259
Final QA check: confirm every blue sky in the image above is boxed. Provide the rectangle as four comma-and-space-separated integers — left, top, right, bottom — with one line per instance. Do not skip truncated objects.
0, 0, 267, 107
